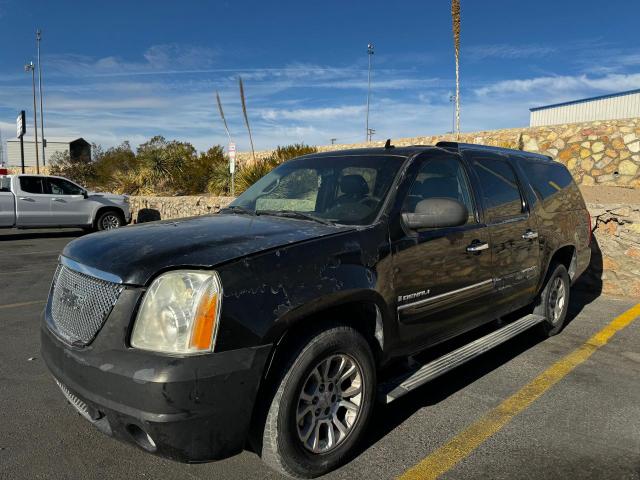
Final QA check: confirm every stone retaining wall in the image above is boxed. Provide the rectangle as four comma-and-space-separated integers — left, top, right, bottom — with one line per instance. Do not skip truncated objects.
237, 118, 640, 187
129, 195, 234, 223
128, 194, 640, 298
583, 203, 640, 298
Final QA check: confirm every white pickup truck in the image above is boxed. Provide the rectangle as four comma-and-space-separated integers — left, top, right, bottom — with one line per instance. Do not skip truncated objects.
0, 174, 131, 231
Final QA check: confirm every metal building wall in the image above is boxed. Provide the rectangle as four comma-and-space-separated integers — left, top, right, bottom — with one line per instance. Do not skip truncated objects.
530, 91, 640, 126
5, 140, 70, 167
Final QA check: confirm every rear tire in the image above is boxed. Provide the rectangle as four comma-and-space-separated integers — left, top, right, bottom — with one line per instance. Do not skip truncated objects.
96, 210, 124, 231
260, 325, 376, 478
534, 263, 570, 336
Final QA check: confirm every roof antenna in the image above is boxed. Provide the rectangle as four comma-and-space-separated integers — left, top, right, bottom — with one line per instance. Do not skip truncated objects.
384, 138, 394, 149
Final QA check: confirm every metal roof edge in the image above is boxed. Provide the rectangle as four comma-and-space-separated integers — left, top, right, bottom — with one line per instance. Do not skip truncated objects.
529, 88, 640, 112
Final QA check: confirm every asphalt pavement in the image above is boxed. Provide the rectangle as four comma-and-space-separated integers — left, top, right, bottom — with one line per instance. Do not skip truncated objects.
1, 228, 639, 479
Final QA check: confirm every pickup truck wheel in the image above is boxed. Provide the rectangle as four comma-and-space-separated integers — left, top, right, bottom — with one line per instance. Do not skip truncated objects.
261, 326, 376, 478
96, 211, 123, 231
535, 263, 570, 336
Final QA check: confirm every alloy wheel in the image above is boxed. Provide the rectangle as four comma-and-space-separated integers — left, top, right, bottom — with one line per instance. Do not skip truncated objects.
548, 276, 566, 324
101, 214, 121, 230
295, 354, 364, 454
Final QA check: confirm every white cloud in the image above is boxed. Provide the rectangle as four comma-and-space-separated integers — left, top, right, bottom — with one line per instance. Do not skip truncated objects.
260, 105, 364, 121
467, 44, 557, 60
474, 73, 640, 97
46, 44, 219, 77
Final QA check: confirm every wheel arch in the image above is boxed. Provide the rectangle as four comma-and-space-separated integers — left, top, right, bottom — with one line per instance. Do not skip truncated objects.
246, 290, 389, 453
539, 243, 577, 291
93, 205, 125, 228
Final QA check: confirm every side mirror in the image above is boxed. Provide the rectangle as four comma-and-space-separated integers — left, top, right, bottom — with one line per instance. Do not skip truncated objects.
402, 197, 468, 230
82, 190, 89, 199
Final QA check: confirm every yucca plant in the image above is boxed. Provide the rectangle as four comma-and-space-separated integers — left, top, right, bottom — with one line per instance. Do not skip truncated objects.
452, 0, 461, 139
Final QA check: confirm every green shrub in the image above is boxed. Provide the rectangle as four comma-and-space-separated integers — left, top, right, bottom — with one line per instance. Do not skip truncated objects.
49, 151, 96, 187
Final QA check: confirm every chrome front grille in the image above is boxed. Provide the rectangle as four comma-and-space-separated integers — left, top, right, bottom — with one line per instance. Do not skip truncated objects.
49, 263, 123, 346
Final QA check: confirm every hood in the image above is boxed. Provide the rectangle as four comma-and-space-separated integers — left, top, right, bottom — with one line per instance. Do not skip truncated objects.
62, 214, 353, 285
87, 191, 127, 202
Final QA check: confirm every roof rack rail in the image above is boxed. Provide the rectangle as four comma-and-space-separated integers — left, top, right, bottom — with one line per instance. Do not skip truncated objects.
435, 141, 459, 152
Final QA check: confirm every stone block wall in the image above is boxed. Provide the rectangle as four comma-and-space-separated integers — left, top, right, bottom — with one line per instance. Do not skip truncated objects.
129, 195, 234, 223
238, 118, 640, 188
582, 203, 640, 298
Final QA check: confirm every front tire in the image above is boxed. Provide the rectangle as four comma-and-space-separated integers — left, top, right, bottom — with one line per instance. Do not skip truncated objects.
534, 263, 570, 336
261, 325, 376, 478
96, 210, 124, 231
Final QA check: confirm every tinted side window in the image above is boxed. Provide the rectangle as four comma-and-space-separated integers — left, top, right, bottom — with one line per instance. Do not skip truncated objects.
521, 161, 573, 200
48, 178, 84, 195
0, 177, 10, 192
472, 157, 523, 221
19, 177, 46, 194
402, 157, 476, 223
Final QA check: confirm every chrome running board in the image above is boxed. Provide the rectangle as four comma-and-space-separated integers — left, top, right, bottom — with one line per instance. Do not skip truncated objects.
380, 314, 546, 403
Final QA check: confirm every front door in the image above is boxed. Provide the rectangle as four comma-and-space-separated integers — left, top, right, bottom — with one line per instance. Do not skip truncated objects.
466, 152, 540, 312
391, 153, 497, 349
15, 176, 52, 226
47, 177, 90, 226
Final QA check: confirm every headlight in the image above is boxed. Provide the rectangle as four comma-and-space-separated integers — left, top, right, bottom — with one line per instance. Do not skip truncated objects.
131, 270, 223, 354
122, 195, 130, 204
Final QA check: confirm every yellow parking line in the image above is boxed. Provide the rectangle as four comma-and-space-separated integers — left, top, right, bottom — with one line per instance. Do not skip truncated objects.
0, 300, 45, 310
398, 302, 640, 480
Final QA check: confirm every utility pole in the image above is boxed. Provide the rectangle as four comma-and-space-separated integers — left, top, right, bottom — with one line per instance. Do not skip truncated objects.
365, 43, 374, 142
25, 62, 40, 173
36, 29, 46, 165
367, 128, 375, 142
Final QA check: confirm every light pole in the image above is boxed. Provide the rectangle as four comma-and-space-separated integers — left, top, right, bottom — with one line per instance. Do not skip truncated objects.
365, 43, 374, 142
25, 62, 40, 173
36, 29, 46, 165
449, 94, 456, 135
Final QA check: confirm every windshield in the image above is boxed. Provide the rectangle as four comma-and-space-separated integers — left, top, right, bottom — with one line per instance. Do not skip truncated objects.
230, 155, 404, 225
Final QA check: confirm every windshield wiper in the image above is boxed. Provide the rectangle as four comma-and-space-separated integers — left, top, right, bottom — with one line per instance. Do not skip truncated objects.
221, 205, 257, 215
256, 209, 333, 225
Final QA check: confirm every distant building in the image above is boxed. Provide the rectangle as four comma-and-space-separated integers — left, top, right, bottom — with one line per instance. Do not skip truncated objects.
4, 137, 91, 168
529, 89, 640, 127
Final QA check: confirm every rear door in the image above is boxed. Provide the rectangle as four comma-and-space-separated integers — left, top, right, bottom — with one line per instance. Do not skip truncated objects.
466, 151, 540, 312
47, 177, 91, 226
14, 176, 52, 226
391, 152, 497, 349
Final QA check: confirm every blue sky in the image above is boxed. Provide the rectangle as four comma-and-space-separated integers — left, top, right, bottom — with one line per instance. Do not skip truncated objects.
1, 0, 640, 153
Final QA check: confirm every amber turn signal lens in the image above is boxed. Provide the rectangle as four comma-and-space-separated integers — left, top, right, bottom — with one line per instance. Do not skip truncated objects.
190, 293, 219, 350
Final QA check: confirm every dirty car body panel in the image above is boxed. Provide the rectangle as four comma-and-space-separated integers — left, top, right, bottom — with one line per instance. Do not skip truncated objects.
41, 144, 591, 466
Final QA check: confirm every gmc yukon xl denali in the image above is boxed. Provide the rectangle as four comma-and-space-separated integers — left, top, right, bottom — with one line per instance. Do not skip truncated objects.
42, 142, 591, 478
0, 174, 130, 230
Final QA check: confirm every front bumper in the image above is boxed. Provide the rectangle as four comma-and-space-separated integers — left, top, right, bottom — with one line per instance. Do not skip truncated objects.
41, 291, 271, 462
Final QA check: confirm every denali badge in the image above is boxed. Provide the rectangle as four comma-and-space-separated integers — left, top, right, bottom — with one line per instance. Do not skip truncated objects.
398, 290, 430, 303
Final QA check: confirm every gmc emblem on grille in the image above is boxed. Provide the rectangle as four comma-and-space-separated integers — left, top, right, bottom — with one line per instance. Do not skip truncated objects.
60, 287, 85, 311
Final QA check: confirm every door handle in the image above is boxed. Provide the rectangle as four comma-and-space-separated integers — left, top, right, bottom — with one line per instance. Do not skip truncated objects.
466, 241, 489, 253
18, 197, 34, 201
522, 230, 539, 240
52, 198, 65, 202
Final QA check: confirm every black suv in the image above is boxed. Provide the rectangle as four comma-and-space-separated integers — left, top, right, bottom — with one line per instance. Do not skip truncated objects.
42, 142, 591, 478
